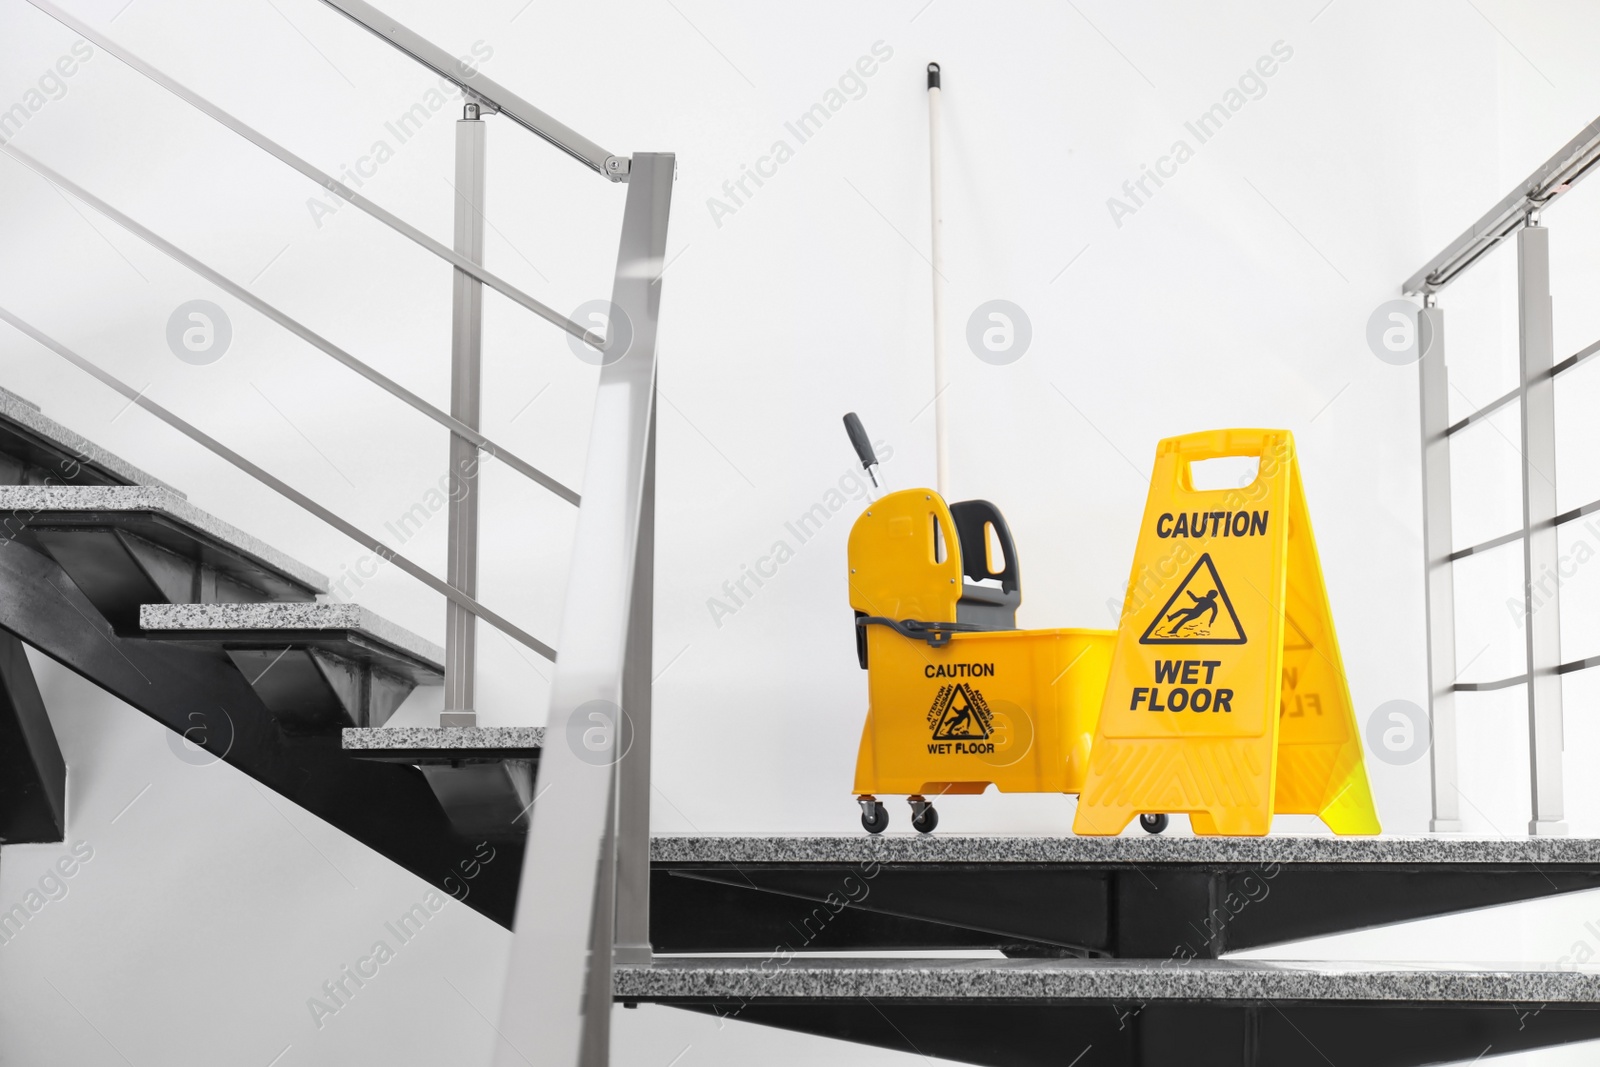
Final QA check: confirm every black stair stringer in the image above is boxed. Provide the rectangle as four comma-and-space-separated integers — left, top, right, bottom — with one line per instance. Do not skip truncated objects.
0, 627, 66, 843
0, 538, 522, 926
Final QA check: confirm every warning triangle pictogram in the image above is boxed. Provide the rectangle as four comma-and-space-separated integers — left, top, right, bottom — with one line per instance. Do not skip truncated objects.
1139, 553, 1247, 645
931, 684, 991, 740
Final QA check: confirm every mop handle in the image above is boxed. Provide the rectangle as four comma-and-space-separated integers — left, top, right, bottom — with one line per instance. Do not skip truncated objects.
927, 61, 950, 500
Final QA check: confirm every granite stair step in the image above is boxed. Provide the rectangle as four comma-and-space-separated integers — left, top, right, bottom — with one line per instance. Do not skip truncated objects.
140, 602, 443, 729
342, 726, 544, 841
0, 385, 179, 493
0, 484, 326, 630
615, 957, 1600, 1067
342, 725, 544, 761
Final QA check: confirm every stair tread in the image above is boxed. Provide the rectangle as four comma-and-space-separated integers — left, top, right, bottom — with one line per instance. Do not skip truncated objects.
342, 725, 545, 751
615, 956, 1600, 1003
0, 386, 182, 495
0, 484, 327, 594
140, 601, 443, 669
649, 833, 1600, 866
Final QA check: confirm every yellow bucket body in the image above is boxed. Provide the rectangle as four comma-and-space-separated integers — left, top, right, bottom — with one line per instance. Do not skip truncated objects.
848, 488, 1114, 798
852, 626, 1115, 796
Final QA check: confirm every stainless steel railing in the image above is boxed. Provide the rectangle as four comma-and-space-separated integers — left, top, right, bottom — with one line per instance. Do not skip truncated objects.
25, 0, 602, 345
2, 3, 669, 1061
0, 307, 561, 658
0, 143, 580, 511
1403, 113, 1600, 837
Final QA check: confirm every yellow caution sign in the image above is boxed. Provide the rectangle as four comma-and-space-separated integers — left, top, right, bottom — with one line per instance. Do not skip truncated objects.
1073, 429, 1380, 837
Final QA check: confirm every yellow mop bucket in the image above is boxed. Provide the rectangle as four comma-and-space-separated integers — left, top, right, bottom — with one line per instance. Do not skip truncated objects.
846, 486, 1114, 833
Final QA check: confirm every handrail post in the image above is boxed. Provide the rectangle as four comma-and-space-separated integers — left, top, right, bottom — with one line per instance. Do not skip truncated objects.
493, 152, 673, 1067
1519, 215, 1567, 835
614, 397, 655, 965
1417, 297, 1462, 832
444, 104, 486, 727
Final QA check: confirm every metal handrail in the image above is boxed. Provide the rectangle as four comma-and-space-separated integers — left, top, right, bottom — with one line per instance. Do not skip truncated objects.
0, 304, 558, 661
318, 0, 628, 180
22, 0, 602, 349
1403, 114, 1600, 295
0, 142, 580, 506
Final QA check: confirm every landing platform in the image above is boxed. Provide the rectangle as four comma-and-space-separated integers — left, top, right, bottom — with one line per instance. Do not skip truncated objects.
649, 834, 1600, 959
618, 957, 1600, 1067
652, 832, 1600, 865
618, 955, 1600, 1002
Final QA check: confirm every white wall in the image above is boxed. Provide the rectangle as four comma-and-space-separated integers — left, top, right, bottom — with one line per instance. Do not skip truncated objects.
4, 1, 1600, 1063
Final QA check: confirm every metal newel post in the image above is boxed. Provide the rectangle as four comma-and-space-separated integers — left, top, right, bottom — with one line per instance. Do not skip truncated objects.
444, 102, 486, 728
1417, 294, 1462, 832
1519, 213, 1567, 836
1416, 295, 1463, 831
493, 153, 672, 1067
613, 396, 655, 966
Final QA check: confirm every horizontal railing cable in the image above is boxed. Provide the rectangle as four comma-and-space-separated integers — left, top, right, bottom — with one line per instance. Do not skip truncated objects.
1445, 528, 1525, 563
1443, 337, 1600, 440
1457, 652, 1600, 691
0, 305, 556, 662
1442, 486, 1600, 564
1444, 385, 1519, 438
23, 0, 602, 351
1453, 675, 1528, 692
1550, 335, 1600, 378
0, 142, 580, 506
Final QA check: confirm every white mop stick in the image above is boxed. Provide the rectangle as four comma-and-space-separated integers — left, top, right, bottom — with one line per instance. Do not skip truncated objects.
927, 61, 950, 500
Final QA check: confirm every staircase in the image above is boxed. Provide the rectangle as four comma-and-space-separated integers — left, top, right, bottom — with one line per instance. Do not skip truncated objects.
0, 387, 533, 925
4, 389, 1600, 1065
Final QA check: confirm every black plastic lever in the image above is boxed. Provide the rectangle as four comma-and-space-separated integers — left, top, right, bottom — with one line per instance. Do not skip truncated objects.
842, 412, 879, 486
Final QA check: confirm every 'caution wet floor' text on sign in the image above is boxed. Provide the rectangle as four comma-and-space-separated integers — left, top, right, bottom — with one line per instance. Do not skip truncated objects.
1073, 428, 1380, 837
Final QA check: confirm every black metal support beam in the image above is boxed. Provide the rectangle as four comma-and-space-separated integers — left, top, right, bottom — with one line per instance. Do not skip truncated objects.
653, 862, 1600, 960
0, 629, 64, 843
652, 999, 1600, 1067
0, 538, 522, 925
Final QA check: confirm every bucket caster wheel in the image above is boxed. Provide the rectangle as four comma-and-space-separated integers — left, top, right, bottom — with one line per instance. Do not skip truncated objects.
909, 795, 939, 834
859, 797, 889, 834
1140, 813, 1169, 835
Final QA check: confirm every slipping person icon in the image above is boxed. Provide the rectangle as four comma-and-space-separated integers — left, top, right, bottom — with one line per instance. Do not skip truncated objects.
943, 695, 975, 736
1165, 589, 1219, 635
